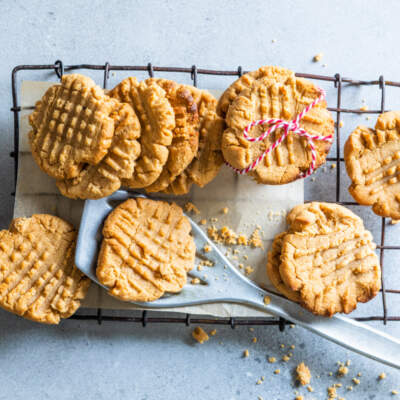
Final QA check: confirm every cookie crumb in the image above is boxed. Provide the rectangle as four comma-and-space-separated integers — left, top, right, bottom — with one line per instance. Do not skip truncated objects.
345, 360, 351, 366
379, 372, 386, 380
347, 386, 353, 391
191, 278, 200, 285
282, 355, 290, 362
209, 329, 217, 336
290, 344, 295, 349
271, 39, 276, 43
263, 295, 271, 305
274, 369, 280, 375
339, 120, 344, 128
238, 234, 248, 245
392, 390, 399, 395
256, 379, 263, 385
243, 349, 249, 358
185, 202, 200, 214
280, 344, 285, 349
203, 244, 212, 253
245, 266, 254, 275
290, 324, 295, 328
352, 378, 360, 385
296, 362, 311, 386
249, 228, 264, 248
252, 337, 257, 343
307, 385, 314, 392
222, 207, 229, 214
199, 219, 207, 225
192, 327, 209, 343
360, 105, 369, 111
331, 163, 337, 169
357, 372, 362, 377
391, 219, 400, 225
268, 356, 276, 363
337, 366, 348, 376
327, 385, 337, 399
313, 53, 323, 62
295, 396, 303, 400
258, 396, 264, 400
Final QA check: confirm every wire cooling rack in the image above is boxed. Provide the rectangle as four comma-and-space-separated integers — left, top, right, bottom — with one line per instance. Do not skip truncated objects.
10, 61, 400, 330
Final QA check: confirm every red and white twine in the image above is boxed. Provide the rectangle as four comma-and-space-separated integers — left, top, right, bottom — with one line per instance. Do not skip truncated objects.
225, 88, 333, 179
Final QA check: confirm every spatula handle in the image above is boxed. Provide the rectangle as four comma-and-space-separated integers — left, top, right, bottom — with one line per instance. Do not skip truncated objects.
242, 288, 400, 369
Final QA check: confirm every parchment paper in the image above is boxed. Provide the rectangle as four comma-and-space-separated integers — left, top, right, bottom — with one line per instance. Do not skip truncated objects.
14, 80, 304, 317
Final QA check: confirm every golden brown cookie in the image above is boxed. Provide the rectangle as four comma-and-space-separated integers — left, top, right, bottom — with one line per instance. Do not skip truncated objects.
0, 214, 90, 324
56, 101, 141, 199
279, 202, 381, 316
145, 79, 200, 193
29, 74, 116, 180
344, 111, 400, 219
266, 232, 300, 302
96, 198, 196, 302
222, 66, 334, 184
217, 65, 293, 117
109, 77, 175, 188
164, 90, 225, 195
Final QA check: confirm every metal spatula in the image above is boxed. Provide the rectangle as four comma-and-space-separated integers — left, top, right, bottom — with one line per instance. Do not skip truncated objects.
75, 190, 400, 369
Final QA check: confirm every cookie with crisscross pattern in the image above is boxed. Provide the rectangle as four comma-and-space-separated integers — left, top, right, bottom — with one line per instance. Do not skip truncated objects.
109, 77, 175, 188
221, 66, 334, 184
279, 202, 381, 316
345, 111, 400, 219
0, 214, 90, 324
56, 101, 141, 199
96, 198, 195, 302
29, 74, 116, 180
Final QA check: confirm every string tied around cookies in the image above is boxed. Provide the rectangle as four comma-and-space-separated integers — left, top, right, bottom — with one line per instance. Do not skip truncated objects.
226, 88, 333, 178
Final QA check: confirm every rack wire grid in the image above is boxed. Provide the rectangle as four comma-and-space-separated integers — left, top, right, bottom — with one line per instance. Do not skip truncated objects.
9, 60, 400, 330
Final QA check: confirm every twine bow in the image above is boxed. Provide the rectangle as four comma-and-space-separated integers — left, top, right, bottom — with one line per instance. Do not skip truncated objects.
226, 88, 333, 178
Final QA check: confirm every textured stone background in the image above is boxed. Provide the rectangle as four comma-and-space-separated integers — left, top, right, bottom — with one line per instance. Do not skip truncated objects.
0, 1, 399, 399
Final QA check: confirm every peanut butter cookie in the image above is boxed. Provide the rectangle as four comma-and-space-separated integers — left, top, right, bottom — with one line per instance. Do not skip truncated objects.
109, 77, 175, 188
145, 79, 200, 193
56, 101, 141, 199
222, 66, 334, 184
96, 198, 195, 302
345, 111, 400, 219
164, 90, 225, 195
279, 202, 381, 316
0, 214, 90, 324
29, 74, 116, 180
266, 232, 300, 302
217, 65, 293, 117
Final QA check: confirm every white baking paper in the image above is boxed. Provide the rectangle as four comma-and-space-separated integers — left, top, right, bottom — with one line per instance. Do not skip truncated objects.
14, 80, 304, 317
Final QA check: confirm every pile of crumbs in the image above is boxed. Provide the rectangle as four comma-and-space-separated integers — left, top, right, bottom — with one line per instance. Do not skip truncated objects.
296, 362, 311, 386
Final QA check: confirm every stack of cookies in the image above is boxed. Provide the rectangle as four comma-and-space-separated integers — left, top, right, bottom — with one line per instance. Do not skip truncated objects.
28, 74, 225, 199
267, 202, 381, 316
217, 66, 335, 184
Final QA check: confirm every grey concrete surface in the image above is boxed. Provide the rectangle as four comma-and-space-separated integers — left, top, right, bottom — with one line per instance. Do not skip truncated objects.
0, 1, 399, 399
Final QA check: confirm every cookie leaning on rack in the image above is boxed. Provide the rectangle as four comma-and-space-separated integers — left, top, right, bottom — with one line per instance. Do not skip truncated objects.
345, 111, 400, 220
28, 74, 141, 199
